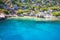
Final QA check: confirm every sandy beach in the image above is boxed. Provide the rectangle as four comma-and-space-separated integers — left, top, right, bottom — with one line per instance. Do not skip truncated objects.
7, 16, 60, 21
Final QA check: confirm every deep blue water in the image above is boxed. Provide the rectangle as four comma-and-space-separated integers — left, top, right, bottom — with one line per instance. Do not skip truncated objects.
0, 19, 60, 40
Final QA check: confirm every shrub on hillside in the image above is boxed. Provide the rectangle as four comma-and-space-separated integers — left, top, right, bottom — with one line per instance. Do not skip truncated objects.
17, 10, 24, 14
0, 0, 4, 4
4, 10, 10, 14
41, 8, 48, 11
50, 7, 60, 10
52, 12, 60, 16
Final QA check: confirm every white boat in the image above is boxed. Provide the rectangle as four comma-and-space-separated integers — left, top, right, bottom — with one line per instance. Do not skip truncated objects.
0, 13, 5, 18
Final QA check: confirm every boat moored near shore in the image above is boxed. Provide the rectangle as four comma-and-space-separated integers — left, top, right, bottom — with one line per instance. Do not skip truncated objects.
0, 13, 6, 21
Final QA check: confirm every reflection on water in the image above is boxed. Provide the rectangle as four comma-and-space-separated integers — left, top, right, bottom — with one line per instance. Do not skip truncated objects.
0, 19, 60, 40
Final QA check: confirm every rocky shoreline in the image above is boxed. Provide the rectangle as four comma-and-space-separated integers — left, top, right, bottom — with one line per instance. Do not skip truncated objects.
0, 13, 60, 21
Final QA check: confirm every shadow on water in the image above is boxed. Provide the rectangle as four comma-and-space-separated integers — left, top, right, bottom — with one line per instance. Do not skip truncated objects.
1, 35, 24, 40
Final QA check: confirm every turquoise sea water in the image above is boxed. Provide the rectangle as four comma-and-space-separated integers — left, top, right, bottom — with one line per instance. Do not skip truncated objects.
0, 19, 60, 40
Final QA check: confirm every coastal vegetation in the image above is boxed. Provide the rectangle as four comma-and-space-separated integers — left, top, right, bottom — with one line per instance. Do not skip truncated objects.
4, 10, 10, 15
0, 0, 60, 20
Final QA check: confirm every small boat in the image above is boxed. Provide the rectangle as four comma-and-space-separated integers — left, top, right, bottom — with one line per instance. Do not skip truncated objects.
0, 13, 6, 21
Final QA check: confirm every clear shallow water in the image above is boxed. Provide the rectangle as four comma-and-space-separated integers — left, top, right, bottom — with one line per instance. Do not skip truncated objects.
0, 19, 60, 40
